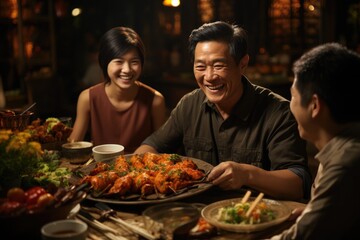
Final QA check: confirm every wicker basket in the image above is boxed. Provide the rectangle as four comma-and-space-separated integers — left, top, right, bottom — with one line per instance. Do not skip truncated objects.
0, 111, 34, 131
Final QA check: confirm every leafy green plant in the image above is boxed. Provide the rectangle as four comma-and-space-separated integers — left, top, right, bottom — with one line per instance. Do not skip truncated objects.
0, 130, 43, 192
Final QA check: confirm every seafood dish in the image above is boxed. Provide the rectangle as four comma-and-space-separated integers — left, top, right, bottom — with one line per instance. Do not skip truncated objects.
76, 153, 211, 202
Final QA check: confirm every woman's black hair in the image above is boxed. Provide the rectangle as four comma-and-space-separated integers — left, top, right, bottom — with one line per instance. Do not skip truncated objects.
98, 27, 145, 82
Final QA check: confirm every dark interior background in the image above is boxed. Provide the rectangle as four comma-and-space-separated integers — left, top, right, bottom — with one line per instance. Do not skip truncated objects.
1, 0, 359, 120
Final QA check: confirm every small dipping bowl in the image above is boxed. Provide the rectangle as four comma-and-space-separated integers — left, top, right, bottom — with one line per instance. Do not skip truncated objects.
92, 144, 125, 162
143, 202, 200, 239
61, 141, 93, 164
41, 219, 88, 240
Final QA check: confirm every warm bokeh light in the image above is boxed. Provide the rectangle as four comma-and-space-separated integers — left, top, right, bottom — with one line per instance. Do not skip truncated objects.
25, 42, 33, 58
308, 4, 315, 11
198, 0, 214, 23
71, 8, 82, 17
163, 0, 180, 7
8, 0, 18, 19
259, 47, 267, 54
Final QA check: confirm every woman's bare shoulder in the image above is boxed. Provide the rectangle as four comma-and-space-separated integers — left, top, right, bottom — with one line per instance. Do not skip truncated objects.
78, 88, 91, 104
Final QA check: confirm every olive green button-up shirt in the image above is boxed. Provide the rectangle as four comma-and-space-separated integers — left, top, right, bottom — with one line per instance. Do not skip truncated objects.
271, 123, 360, 239
143, 77, 311, 197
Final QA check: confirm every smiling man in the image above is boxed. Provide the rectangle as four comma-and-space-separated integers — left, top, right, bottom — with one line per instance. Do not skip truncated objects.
135, 21, 311, 201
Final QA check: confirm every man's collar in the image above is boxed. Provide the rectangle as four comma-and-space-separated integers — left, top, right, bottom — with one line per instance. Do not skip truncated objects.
232, 76, 257, 122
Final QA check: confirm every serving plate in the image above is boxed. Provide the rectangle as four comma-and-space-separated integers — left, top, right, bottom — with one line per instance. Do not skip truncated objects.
202, 197, 291, 233
74, 154, 214, 205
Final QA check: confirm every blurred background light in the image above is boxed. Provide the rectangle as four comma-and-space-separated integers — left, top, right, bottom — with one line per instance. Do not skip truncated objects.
71, 8, 82, 17
163, 0, 180, 7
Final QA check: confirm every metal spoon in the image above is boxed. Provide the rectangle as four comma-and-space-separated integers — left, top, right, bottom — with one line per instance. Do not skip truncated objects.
20, 102, 36, 115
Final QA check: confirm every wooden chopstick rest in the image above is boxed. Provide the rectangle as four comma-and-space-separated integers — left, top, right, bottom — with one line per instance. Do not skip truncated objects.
245, 192, 264, 218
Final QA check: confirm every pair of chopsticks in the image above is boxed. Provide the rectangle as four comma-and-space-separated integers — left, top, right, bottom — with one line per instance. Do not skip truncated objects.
94, 202, 157, 240
241, 190, 265, 218
104, 211, 157, 240
77, 210, 127, 240
81, 204, 157, 240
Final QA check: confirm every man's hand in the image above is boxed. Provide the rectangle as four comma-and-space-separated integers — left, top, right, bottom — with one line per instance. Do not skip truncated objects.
207, 161, 251, 190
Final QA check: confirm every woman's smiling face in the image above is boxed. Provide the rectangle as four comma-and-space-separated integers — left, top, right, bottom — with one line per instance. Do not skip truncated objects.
193, 41, 246, 107
107, 48, 142, 89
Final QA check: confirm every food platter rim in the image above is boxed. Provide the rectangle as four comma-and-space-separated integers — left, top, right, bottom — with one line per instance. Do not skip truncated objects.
80, 153, 214, 205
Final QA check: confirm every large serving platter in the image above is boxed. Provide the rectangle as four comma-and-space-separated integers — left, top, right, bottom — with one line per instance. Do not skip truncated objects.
75, 154, 214, 205
201, 197, 291, 233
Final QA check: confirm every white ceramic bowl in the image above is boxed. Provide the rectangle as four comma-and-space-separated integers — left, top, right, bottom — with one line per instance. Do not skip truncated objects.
41, 219, 87, 240
92, 144, 124, 162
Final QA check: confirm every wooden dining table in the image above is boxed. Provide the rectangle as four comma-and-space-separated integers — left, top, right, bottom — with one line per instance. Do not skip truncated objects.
60, 158, 307, 240
73, 186, 306, 240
